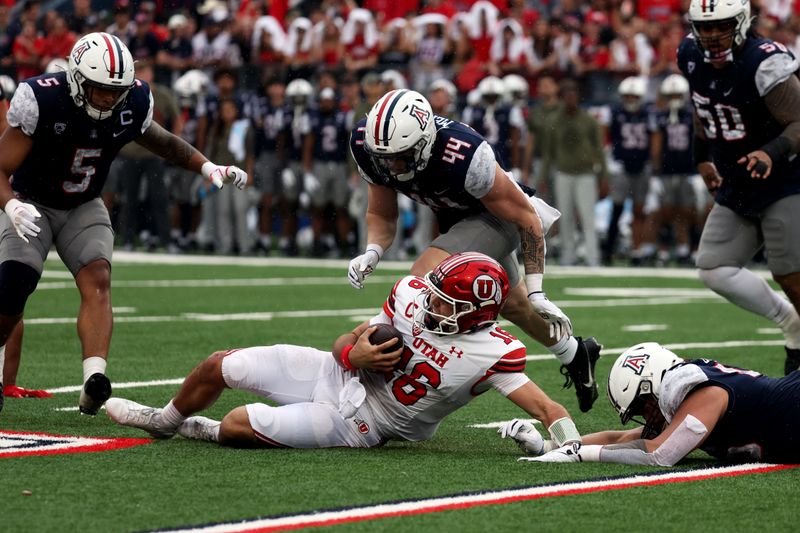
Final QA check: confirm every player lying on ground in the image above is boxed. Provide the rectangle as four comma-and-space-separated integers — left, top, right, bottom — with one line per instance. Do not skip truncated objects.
106, 252, 583, 450
499, 342, 800, 465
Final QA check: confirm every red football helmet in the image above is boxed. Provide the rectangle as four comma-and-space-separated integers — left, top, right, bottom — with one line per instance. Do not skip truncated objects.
415, 252, 510, 335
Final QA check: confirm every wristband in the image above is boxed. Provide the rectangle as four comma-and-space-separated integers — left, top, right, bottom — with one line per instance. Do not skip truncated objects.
548, 416, 581, 446
525, 273, 543, 295
365, 243, 384, 260
760, 136, 792, 167
340, 344, 355, 371
200, 161, 216, 179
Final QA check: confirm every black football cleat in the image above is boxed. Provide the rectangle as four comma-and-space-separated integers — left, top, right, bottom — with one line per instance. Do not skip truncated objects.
784, 347, 800, 376
79, 373, 112, 415
561, 337, 602, 413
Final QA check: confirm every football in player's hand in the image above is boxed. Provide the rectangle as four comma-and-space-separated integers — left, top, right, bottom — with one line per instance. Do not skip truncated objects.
369, 323, 404, 353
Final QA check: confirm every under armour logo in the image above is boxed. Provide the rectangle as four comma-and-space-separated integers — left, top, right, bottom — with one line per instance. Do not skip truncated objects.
449, 346, 463, 358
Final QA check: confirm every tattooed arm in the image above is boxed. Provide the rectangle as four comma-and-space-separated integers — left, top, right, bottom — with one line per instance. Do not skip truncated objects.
480, 163, 545, 275
135, 120, 209, 173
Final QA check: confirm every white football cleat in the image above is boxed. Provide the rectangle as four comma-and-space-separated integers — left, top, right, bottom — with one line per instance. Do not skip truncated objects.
178, 416, 221, 442
105, 398, 177, 439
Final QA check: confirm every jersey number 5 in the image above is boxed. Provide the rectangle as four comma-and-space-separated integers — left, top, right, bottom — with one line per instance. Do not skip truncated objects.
65, 148, 102, 194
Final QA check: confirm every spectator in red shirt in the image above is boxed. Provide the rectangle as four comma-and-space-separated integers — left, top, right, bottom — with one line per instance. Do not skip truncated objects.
39, 15, 76, 73
489, 18, 527, 76
284, 17, 315, 80
12, 20, 44, 81
312, 18, 345, 70
467, 1, 499, 62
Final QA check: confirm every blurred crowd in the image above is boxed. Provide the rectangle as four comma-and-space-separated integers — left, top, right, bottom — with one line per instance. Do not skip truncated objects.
0, 0, 792, 263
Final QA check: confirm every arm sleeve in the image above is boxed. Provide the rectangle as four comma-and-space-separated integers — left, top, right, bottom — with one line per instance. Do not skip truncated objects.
6, 83, 39, 136
580, 414, 708, 466
141, 90, 154, 134
487, 372, 530, 396
763, 75, 800, 153
464, 141, 497, 198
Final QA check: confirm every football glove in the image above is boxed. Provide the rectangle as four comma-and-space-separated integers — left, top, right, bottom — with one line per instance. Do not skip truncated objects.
519, 442, 583, 463
528, 292, 573, 339
348, 246, 383, 289
281, 168, 296, 189
201, 162, 248, 190
4, 199, 41, 243
498, 419, 545, 455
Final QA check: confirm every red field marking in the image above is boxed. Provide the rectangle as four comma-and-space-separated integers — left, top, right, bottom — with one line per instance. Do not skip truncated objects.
0, 429, 151, 458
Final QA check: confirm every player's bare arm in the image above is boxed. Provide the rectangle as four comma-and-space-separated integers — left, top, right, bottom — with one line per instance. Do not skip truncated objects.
582, 427, 644, 446
505, 380, 570, 428
365, 183, 400, 251
480, 164, 545, 274
693, 110, 723, 194
0, 127, 33, 206
136, 120, 206, 172
737, 75, 800, 179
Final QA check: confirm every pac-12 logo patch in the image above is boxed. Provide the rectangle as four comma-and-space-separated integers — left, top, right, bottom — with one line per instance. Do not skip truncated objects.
622, 354, 650, 375
0, 430, 150, 458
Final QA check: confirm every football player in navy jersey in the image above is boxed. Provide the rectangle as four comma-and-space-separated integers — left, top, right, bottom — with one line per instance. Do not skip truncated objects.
0, 32, 248, 416
514, 342, 800, 465
604, 76, 657, 265
651, 74, 697, 264
678, 0, 800, 376
348, 89, 602, 413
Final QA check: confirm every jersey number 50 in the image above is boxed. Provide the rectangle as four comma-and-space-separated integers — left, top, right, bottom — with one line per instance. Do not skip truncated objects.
692, 93, 745, 141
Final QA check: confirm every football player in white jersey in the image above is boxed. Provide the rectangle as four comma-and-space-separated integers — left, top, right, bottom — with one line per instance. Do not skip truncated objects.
106, 253, 582, 451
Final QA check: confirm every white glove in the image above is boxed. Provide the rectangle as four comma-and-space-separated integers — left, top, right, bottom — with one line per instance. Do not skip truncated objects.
497, 419, 545, 455
281, 168, 296, 189
4, 199, 41, 243
528, 291, 573, 339
303, 172, 320, 195
201, 162, 248, 190
347, 246, 382, 289
519, 442, 583, 463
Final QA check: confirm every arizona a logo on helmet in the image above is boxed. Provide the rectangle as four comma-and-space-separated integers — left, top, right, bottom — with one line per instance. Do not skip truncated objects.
622, 354, 649, 375
409, 103, 431, 129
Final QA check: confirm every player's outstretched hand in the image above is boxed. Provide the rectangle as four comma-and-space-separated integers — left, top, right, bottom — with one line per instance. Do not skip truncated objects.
4, 199, 41, 243
519, 443, 583, 463
201, 162, 248, 190
737, 150, 772, 180
349, 326, 403, 372
348, 249, 381, 289
498, 419, 545, 455
528, 292, 573, 340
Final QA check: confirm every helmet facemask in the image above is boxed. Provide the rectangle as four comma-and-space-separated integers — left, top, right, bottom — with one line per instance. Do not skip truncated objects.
74, 74, 132, 121
413, 278, 477, 336
692, 18, 739, 64
365, 136, 429, 182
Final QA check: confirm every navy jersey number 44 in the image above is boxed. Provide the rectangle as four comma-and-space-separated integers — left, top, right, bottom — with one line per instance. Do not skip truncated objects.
6, 71, 153, 210
350, 115, 534, 232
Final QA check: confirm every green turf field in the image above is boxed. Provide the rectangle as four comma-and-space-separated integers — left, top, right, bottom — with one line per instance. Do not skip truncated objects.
3, 254, 797, 532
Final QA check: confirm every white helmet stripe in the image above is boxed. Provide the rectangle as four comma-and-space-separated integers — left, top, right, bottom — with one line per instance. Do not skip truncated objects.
437, 252, 501, 274
372, 89, 407, 147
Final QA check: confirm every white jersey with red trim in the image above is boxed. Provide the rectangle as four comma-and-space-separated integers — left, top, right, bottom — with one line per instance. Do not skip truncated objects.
360, 275, 528, 441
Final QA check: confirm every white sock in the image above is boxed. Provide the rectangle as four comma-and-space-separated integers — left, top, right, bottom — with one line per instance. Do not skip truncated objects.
82, 357, 107, 383
548, 336, 578, 365
0, 344, 5, 384
259, 234, 271, 247
160, 400, 187, 428
777, 307, 800, 349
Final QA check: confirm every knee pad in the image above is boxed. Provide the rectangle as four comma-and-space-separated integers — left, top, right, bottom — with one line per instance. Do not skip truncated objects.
0, 261, 40, 315
220, 350, 251, 389
698, 266, 739, 293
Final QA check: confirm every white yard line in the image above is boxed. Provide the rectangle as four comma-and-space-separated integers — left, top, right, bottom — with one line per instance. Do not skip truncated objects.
44, 339, 785, 396
147, 463, 797, 533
